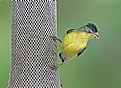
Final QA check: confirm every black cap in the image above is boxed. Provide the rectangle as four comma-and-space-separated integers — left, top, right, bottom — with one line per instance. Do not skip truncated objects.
86, 23, 98, 33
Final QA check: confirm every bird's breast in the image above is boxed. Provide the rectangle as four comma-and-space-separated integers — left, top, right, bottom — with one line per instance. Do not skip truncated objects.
61, 32, 89, 59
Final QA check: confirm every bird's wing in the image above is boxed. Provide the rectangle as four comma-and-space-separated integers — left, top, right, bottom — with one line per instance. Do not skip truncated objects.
67, 29, 76, 34
77, 47, 87, 57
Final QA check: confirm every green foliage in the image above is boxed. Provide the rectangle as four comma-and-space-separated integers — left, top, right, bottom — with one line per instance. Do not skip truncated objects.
1, 0, 121, 88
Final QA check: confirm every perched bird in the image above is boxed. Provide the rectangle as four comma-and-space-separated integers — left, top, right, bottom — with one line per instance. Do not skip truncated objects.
51, 23, 99, 69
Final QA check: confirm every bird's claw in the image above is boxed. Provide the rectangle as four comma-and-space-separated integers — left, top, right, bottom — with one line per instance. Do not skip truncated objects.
50, 64, 59, 71
50, 36, 62, 43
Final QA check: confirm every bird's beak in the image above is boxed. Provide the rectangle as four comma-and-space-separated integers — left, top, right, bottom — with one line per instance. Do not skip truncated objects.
94, 32, 99, 39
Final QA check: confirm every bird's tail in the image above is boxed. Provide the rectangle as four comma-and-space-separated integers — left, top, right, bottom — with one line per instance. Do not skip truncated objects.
59, 52, 67, 63
51, 53, 67, 70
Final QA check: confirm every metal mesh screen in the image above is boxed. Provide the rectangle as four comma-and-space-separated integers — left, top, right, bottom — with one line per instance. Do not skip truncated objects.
8, 0, 60, 88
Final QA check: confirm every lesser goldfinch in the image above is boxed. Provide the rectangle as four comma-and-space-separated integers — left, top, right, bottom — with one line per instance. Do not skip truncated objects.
51, 23, 99, 69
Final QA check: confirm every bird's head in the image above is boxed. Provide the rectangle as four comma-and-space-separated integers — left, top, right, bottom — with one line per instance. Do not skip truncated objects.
81, 23, 99, 39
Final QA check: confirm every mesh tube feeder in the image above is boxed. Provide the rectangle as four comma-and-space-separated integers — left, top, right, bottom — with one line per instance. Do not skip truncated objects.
8, 0, 60, 88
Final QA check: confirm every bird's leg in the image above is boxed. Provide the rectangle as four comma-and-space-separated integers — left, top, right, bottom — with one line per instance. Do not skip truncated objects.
50, 36, 62, 43
49, 36, 63, 70
58, 60, 67, 68
50, 60, 67, 71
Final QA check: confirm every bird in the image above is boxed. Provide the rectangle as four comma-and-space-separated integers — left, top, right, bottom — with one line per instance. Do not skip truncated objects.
51, 23, 99, 70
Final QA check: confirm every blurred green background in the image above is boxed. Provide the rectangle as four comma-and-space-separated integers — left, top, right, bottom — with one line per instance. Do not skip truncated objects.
0, 0, 121, 88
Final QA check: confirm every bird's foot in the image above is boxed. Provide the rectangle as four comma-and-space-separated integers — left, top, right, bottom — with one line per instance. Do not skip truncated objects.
50, 64, 59, 71
50, 36, 62, 43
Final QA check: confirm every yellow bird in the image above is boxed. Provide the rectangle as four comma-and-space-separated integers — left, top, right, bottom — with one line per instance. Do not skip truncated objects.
51, 23, 99, 69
